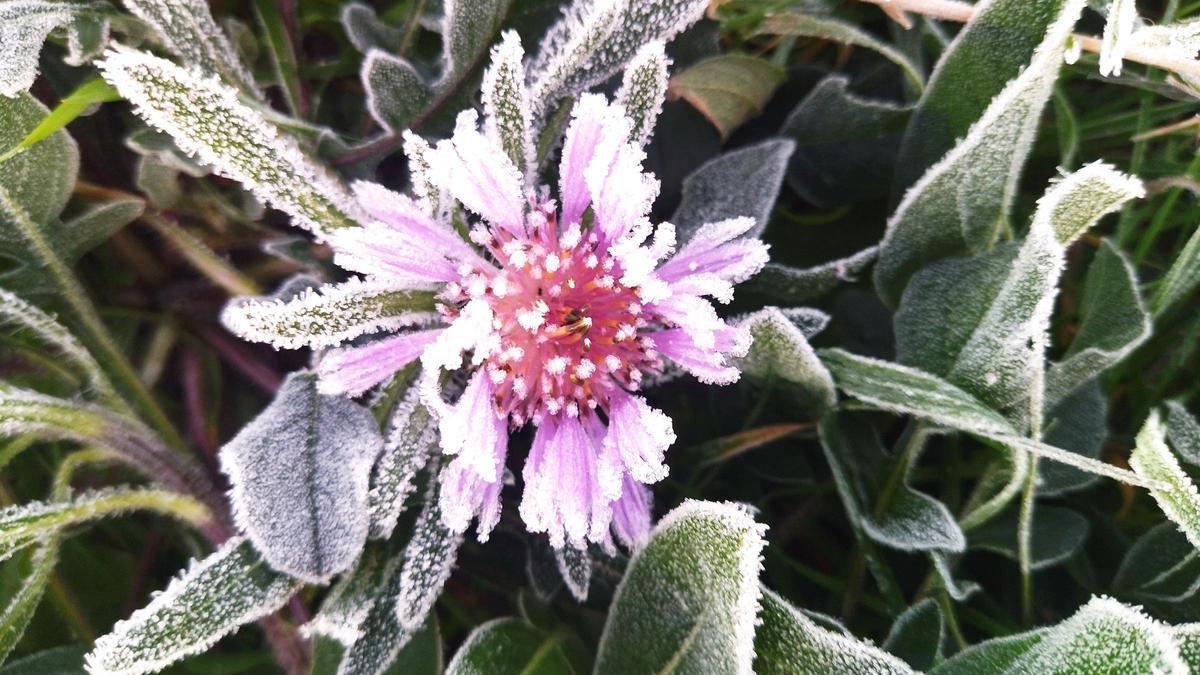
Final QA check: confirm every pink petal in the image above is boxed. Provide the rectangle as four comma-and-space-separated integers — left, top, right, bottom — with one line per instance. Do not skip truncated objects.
519, 416, 612, 548
317, 328, 443, 396
439, 457, 504, 542
652, 328, 744, 385
656, 217, 769, 289
610, 476, 653, 550
603, 389, 675, 484
438, 369, 509, 484
427, 110, 526, 234
558, 94, 612, 228
326, 222, 463, 283
351, 181, 491, 268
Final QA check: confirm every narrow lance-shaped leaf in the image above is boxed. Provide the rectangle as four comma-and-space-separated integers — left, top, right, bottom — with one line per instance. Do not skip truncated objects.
875, 0, 1087, 306
1131, 410, 1200, 549
594, 500, 766, 675
86, 538, 303, 675
0, 78, 120, 163
303, 542, 390, 646
615, 41, 669, 148
393, 466, 463, 631
220, 372, 383, 583
0, 539, 59, 664
369, 385, 439, 539
746, 247, 880, 304
0, 1, 111, 97
97, 47, 366, 235
671, 139, 795, 243
121, 0, 259, 95
1113, 522, 1200, 604
439, 0, 513, 87
339, 557, 431, 675
481, 31, 534, 181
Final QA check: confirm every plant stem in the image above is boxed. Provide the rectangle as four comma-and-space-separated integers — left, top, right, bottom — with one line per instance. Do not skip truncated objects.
141, 212, 263, 296
1017, 456, 1039, 625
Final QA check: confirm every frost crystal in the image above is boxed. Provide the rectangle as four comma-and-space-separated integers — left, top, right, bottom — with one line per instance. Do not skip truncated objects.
120, 0, 258, 94
394, 475, 463, 630
615, 41, 670, 147
0, 1, 108, 97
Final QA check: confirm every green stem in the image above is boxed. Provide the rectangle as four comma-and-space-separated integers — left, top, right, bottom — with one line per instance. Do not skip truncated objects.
1017, 456, 1039, 626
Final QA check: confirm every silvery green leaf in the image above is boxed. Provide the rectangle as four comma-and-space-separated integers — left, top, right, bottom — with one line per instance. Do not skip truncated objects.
221, 278, 440, 350
86, 537, 302, 675
1128, 18, 1200, 61
220, 372, 383, 583
1130, 410, 1200, 550
1114, 523, 1200, 604
120, 0, 258, 95
930, 597, 1187, 674
369, 385, 438, 539
615, 41, 669, 148
1044, 240, 1149, 409
445, 618, 572, 675
672, 138, 795, 243
304, 543, 392, 646
440, 0, 512, 86
98, 47, 366, 235
882, 599, 943, 671
134, 156, 182, 208
62, 196, 143, 260
969, 505, 1089, 570
594, 500, 765, 675
1039, 380, 1106, 497
0, 539, 59, 663
1154, 221, 1200, 316
1175, 623, 1200, 670
394, 474, 463, 631
339, 556, 437, 675
0, 92, 77, 224
819, 412, 965, 554
753, 588, 915, 675
64, 12, 111, 66
733, 307, 836, 418
780, 76, 910, 208
553, 546, 591, 602
931, 553, 982, 602
0, 1, 109, 97
125, 127, 209, 177
481, 31, 533, 180
746, 247, 879, 305
528, 0, 706, 114
1166, 401, 1200, 466
364, 51, 433, 133
341, 2, 402, 53
1099, 0, 1139, 76
875, 0, 1086, 306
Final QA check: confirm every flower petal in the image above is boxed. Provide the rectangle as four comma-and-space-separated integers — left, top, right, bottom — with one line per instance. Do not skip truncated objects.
316, 328, 443, 396
426, 110, 527, 234
439, 457, 504, 541
610, 476, 653, 550
655, 217, 769, 292
652, 327, 746, 385
603, 389, 675, 484
438, 369, 509, 484
520, 416, 612, 548
350, 180, 491, 268
558, 94, 616, 228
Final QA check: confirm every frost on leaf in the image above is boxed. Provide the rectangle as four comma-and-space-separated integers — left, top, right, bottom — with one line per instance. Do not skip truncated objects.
445, 618, 572, 674
338, 554, 429, 675
394, 476, 463, 631
86, 537, 302, 675
221, 278, 440, 350
0, 1, 110, 97
369, 385, 440, 539
754, 588, 914, 675
1130, 410, 1200, 551
930, 597, 1186, 674
1113, 522, 1200, 604
874, 0, 1086, 306
220, 372, 382, 583
481, 31, 534, 182
363, 50, 433, 133
528, 0, 706, 114
733, 307, 836, 418
121, 0, 258, 95
1166, 401, 1200, 466
303, 543, 391, 645
615, 41, 669, 148
748, 247, 879, 304
97, 47, 366, 235
341, 2, 403, 53
440, 0, 513, 86
594, 500, 765, 675
1099, 0, 1139, 77
554, 545, 592, 602
672, 138, 795, 243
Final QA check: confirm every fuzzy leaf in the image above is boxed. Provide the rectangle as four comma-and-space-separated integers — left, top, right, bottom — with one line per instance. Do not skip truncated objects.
340, 554, 441, 675
0, 646, 86, 674
86, 537, 302, 675
672, 138, 795, 243
98, 47, 365, 234
440, 0, 513, 87
0, 539, 58, 663
1166, 401, 1200, 466
394, 475, 463, 631
882, 600, 944, 671
0, 1, 111, 97
222, 278, 440, 350
0, 288, 116, 402
746, 247, 879, 304
1039, 380, 1106, 496
369, 385, 438, 539
969, 505, 1090, 570
304, 543, 392, 646
594, 500, 765, 675
341, 2, 402, 53
1114, 523, 1200, 604
753, 588, 915, 675
1130, 410, 1200, 551
220, 371, 382, 583
667, 55, 785, 139
553, 546, 591, 602
733, 307, 836, 418
445, 618, 572, 675
1154, 222, 1200, 316
1100, 0, 1139, 76
616, 41, 669, 147
120, 0, 258, 94
875, 0, 1086, 306
0, 78, 119, 163
364, 51, 433, 134
481, 32, 533, 178
930, 597, 1187, 674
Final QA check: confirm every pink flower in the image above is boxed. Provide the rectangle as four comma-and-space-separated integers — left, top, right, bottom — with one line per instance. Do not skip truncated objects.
227, 44, 768, 551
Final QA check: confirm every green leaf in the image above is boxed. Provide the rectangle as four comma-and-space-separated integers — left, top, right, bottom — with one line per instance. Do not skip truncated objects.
874, 0, 1086, 306
252, 0, 305, 117
0, 540, 58, 664
481, 32, 532, 176
753, 588, 914, 675
0, 646, 86, 674
120, 0, 258, 95
340, 2, 402, 53
1166, 401, 1200, 466
363, 51, 434, 133
1175, 623, 1200, 671
1114, 522, 1200, 604
369, 384, 438, 539
733, 307, 836, 418
98, 47, 364, 234
445, 618, 571, 675
667, 55, 785, 139
86, 538, 302, 675
0, 1, 112, 96
1039, 381, 1106, 497
671, 138, 795, 242
969, 505, 1089, 570
440, 0, 513, 87
0, 92, 77, 226
615, 42, 670, 147
1130, 410, 1200, 550
0, 79, 120, 163
745, 248, 879, 305
930, 597, 1186, 674
1153, 222, 1200, 316
882, 599, 944, 671
220, 372, 382, 583
594, 500, 766, 674
755, 12, 924, 93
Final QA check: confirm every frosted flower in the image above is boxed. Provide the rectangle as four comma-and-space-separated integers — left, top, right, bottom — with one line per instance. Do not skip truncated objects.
225, 53, 767, 552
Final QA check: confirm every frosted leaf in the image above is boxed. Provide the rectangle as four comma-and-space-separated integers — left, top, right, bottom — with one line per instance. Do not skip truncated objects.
528, 0, 706, 113
303, 543, 391, 645
931, 552, 981, 602
672, 138, 795, 243
86, 538, 302, 675
341, 2, 403, 53
746, 247, 879, 304
97, 47, 366, 235
554, 545, 592, 602
125, 127, 210, 177
439, 0, 512, 86
221, 278, 440, 350
481, 31, 534, 182
874, 0, 1086, 306
1175, 623, 1200, 670
930, 596, 1187, 674
594, 500, 765, 675
394, 473, 463, 631
402, 132, 448, 221
1128, 18, 1200, 62
819, 413, 965, 554
369, 386, 439, 539
0, 488, 209, 563
64, 12, 111, 66
0, 91, 77, 243
445, 618, 573, 675
363, 50, 433, 133
220, 372, 382, 583
969, 505, 1090, 571
733, 307, 836, 417
1166, 401, 1200, 466
120, 0, 258, 95
1039, 381, 1106, 497
1044, 240, 1149, 409
1099, 0, 1139, 77
882, 599, 943, 671
1130, 410, 1200, 551
1113, 523, 1200, 604
753, 588, 914, 675
338, 555, 433, 675
615, 41, 669, 148
0, 537, 58, 663
0, 1, 109, 97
